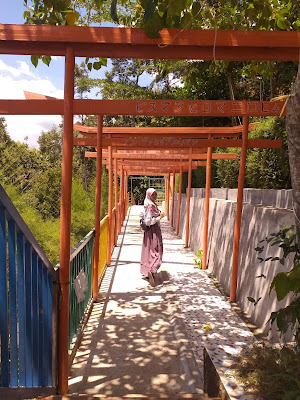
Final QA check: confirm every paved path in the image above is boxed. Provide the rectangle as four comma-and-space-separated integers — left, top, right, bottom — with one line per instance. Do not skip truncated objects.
68, 206, 255, 400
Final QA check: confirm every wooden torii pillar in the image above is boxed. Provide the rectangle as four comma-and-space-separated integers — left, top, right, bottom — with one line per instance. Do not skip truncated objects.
185, 148, 193, 248
107, 140, 113, 266
171, 170, 176, 227
58, 47, 75, 395
176, 165, 183, 236
114, 155, 118, 246
230, 116, 249, 301
203, 134, 212, 270
92, 115, 103, 298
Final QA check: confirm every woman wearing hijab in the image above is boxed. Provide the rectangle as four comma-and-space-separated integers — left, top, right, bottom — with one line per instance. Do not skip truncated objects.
140, 188, 165, 287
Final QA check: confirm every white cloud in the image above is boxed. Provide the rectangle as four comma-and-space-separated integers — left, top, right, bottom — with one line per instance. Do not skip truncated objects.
0, 59, 35, 78
0, 59, 64, 148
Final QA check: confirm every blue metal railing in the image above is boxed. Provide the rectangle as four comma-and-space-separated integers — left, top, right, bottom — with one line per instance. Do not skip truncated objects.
68, 230, 94, 348
0, 185, 57, 389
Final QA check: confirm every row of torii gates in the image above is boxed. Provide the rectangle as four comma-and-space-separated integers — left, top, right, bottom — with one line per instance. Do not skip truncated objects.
0, 23, 297, 394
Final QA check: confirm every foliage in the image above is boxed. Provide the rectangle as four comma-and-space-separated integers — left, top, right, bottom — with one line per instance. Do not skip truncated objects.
0, 119, 109, 265
216, 117, 291, 189
245, 117, 291, 189
193, 249, 203, 269
251, 225, 300, 346
132, 176, 149, 205
3, 184, 61, 265
233, 342, 300, 400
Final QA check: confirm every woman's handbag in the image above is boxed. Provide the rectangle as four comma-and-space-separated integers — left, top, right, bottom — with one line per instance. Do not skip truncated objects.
140, 217, 150, 232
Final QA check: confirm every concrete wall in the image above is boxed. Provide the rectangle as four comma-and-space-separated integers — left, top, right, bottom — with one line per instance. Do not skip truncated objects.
190, 188, 293, 209
171, 189, 296, 341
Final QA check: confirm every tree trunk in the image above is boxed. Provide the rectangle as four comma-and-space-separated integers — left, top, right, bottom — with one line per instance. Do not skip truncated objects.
227, 62, 238, 126
286, 61, 300, 230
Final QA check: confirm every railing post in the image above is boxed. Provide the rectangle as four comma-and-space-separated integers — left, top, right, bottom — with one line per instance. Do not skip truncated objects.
124, 172, 128, 218
185, 148, 192, 248
119, 165, 124, 232
92, 115, 103, 299
107, 140, 113, 266
171, 170, 175, 227
114, 155, 118, 246
58, 46, 75, 394
230, 116, 249, 302
203, 136, 212, 269
166, 173, 170, 220
176, 165, 183, 236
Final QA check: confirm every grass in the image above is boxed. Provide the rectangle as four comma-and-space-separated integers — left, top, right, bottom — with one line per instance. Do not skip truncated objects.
233, 342, 300, 400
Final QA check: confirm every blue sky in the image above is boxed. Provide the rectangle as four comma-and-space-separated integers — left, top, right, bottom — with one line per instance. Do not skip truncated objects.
0, 1, 116, 147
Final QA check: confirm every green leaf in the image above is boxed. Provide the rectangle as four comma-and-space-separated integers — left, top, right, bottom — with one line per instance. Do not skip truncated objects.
110, 0, 119, 23
143, 12, 163, 38
42, 55, 51, 66
144, 0, 158, 21
270, 272, 290, 301
256, 274, 266, 279
276, 18, 286, 29
87, 62, 93, 71
265, 256, 273, 261
191, 2, 201, 17
255, 246, 264, 253
66, 10, 80, 26
94, 0, 104, 9
31, 55, 39, 68
98, 58, 107, 67
93, 61, 101, 70
247, 296, 256, 303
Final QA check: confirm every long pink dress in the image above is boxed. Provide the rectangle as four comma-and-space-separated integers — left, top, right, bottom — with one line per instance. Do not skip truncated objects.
140, 189, 163, 276
140, 222, 163, 276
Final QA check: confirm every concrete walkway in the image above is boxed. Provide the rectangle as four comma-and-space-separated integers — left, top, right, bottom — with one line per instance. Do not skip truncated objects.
68, 206, 255, 400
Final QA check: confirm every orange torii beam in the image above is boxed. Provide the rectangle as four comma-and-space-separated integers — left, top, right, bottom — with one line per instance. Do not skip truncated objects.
1, 24, 300, 61
0, 98, 285, 117
75, 137, 282, 149
85, 151, 238, 160
73, 123, 258, 136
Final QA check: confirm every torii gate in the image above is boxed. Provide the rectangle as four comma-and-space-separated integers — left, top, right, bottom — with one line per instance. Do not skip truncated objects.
0, 24, 295, 394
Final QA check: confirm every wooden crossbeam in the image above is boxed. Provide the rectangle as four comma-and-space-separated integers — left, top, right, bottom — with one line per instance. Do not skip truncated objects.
1, 24, 300, 61
75, 137, 282, 149
73, 123, 258, 136
103, 160, 206, 167
85, 151, 238, 160
0, 99, 284, 117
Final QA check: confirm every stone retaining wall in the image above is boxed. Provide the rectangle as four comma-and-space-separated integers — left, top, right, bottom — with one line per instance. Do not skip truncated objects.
171, 189, 295, 341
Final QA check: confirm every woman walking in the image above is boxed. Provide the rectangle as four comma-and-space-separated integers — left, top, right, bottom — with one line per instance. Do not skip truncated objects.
140, 188, 165, 287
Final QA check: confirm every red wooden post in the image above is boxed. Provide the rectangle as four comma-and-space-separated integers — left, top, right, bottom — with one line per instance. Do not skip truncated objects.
185, 149, 192, 248
58, 47, 74, 395
230, 116, 249, 302
166, 173, 170, 220
119, 165, 124, 232
107, 141, 113, 265
164, 175, 167, 213
114, 156, 118, 246
124, 172, 128, 218
176, 165, 183, 235
171, 171, 175, 227
92, 115, 103, 299
203, 136, 212, 269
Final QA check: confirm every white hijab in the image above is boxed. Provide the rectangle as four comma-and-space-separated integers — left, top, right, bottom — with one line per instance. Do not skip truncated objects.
144, 188, 160, 219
